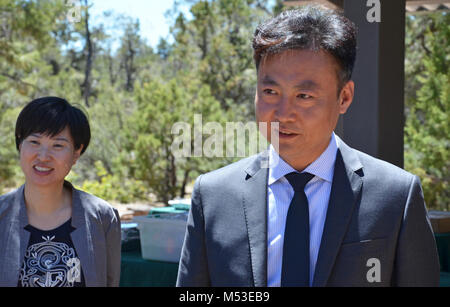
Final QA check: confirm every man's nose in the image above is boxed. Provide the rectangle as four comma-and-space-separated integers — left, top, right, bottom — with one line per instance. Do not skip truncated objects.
274, 96, 296, 122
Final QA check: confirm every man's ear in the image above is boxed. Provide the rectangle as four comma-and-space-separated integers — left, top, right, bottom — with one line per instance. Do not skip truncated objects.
339, 80, 354, 114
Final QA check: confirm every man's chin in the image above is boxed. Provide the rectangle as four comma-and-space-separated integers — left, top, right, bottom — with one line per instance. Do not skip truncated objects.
274, 146, 303, 162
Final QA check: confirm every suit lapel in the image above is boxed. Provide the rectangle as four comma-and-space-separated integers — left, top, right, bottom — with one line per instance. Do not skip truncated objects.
312, 139, 363, 287
242, 152, 269, 287
239, 139, 363, 287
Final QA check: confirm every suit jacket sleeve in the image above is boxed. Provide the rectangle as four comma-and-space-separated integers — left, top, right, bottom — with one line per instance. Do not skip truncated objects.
176, 175, 211, 286
105, 208, 122, 287
392, 175, 440, 286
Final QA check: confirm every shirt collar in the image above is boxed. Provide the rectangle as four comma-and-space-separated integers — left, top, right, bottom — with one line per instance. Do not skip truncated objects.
268, 132, 338, 185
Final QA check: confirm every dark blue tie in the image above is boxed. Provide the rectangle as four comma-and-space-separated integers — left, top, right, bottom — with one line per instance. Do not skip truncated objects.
281, 172, 315, 287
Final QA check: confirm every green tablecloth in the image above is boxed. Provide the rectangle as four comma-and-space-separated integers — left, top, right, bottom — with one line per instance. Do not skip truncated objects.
120, 250, 179, 287
435, 233, 450, 273
440, 272, 450, 287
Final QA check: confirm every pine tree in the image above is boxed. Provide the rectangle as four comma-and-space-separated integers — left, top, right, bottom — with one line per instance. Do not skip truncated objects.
404, 12, 449, 210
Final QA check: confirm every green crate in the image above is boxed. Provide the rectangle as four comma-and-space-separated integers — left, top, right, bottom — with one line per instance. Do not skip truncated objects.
168, 199, 191, 211
149, 207, 187, 215
169, 203, 190, 211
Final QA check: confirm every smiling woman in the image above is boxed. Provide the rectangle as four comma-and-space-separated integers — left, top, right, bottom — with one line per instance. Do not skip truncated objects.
15, 97, 90, 192
0, 97, 121, 287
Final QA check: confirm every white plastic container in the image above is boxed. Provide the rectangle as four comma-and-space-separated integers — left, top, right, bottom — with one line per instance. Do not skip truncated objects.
133, 215, 187, 263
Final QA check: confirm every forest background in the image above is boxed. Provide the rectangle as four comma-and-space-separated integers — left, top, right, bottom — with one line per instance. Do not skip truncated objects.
0, 0, 448, 210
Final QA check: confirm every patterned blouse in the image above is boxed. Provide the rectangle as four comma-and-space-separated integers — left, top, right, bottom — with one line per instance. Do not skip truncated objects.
18, 219, 85, 287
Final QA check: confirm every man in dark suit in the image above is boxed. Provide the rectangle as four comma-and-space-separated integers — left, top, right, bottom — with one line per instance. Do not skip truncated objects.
176, 5, 440, 287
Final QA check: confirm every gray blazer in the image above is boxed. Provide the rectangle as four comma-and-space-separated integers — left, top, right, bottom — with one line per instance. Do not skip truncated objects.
0, 181, 121, 287
176, 136, 440, 287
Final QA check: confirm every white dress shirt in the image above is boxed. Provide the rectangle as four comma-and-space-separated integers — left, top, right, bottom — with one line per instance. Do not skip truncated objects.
267, 132, 338, 287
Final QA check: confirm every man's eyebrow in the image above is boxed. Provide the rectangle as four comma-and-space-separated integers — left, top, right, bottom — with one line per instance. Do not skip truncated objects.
294, 80, 320, 90
260, 75, 279, 86
260, 76, 321, 91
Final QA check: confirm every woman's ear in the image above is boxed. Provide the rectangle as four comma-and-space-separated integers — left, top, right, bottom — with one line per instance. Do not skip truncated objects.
72, 145, 84, 166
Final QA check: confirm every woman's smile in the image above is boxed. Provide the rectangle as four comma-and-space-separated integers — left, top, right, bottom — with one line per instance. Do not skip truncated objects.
32, 164, 54, 176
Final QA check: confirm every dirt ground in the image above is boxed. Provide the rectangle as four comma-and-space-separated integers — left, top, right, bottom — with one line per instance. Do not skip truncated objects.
112, 185, 193, 222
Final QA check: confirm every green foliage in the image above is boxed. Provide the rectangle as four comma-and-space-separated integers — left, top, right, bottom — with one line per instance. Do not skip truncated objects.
68, 161, 148, 203
0, 0, 68, 98
125, 78, 230, 203
404, 12, 449, 210
164, 0, 270, 116
0, 107, 22, 190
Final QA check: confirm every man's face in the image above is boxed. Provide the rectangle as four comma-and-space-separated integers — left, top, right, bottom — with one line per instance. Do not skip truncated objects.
255, 49, 354, 170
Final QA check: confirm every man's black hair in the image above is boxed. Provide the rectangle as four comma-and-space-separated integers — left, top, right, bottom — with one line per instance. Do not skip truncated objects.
15, 96, 91, 155
252, 5, 357, 91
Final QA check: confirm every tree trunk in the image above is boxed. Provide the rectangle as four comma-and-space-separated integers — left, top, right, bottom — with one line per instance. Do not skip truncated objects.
169, 150, 177, 200
179, 168, 190, 198
107, 52, 117, 86
82, 0, 93, 107
124, 38, 136, 92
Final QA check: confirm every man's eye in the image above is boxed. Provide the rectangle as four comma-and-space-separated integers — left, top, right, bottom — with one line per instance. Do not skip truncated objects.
298, 93, 312, 99
29, 140, 39, 145
54, 144, 64, 148
263, 89, 277, 95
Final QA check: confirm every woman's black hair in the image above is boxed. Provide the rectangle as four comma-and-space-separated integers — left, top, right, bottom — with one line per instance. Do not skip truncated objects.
15, 96, 91, 155
252, 5, 357, 91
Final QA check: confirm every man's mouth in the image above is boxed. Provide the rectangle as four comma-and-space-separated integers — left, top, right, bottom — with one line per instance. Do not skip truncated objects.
277, 129, 299, 139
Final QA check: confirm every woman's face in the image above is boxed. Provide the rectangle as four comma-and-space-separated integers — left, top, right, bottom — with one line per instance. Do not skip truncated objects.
19, 127, 82, 189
